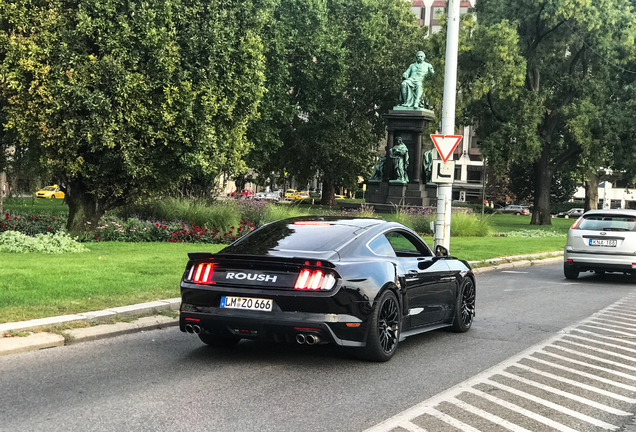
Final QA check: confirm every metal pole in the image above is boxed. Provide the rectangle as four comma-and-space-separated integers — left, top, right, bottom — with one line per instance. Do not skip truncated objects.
434, 0, 460, 251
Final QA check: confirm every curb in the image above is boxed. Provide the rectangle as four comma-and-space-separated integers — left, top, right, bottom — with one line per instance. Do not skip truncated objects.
0, 253, 565, 357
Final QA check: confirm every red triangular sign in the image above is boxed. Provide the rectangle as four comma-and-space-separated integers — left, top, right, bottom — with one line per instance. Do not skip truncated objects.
431, 134, 462, 163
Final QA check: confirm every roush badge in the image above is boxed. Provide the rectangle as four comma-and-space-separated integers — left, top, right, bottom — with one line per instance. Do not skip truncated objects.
226, 272, 278, 283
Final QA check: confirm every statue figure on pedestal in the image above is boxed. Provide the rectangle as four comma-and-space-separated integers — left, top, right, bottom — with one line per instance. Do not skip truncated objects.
390, 137, 409, 183
400, 51, 434, 109
423, 149, 433, 183
368, 155, 386, 182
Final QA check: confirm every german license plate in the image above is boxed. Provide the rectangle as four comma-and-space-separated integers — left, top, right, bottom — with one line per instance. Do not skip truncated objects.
589, 239, 617, 247
220, 296, 272, 311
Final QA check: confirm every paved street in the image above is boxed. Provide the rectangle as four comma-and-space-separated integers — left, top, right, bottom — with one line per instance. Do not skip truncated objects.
1, 263, 635, 432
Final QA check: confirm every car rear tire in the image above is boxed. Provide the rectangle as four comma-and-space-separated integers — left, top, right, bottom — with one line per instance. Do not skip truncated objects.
359, 290, 400, 362
564, 263, 579, 280
564, 215, 569, 219
515, 212, 520, 215
198, 332, 241, 347
451, 278, 475, 333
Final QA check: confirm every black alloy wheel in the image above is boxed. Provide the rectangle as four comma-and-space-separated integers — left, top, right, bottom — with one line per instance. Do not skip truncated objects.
451, 278, 475, 332
360, 290, 400, 362
198, 332, 241, 348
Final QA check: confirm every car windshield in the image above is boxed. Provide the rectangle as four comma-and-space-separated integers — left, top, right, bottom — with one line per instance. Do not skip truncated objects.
42, 186, 56, 191
577, 214, 636, 231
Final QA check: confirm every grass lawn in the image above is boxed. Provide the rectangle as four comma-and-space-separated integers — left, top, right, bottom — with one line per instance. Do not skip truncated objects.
0, 242, 224, 324
4, 197, 69, 215
2, 201, 572, 323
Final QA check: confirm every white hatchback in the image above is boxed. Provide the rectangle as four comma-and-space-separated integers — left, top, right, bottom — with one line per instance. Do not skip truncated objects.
564, 209, 636, 279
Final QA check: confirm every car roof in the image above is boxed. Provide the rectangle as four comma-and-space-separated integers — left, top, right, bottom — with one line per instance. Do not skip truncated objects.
583, 209, 636, 216
220, 216, 401, 259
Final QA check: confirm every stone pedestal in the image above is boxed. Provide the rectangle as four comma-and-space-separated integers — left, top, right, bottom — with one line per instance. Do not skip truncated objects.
366, 108, 436, 208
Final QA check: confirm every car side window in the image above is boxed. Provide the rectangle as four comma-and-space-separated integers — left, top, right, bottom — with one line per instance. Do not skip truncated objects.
367, 235, 396, 257
385, 231, 432, 257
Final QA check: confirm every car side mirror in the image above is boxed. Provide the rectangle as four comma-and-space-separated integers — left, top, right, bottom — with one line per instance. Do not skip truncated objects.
435, 245, 449, 257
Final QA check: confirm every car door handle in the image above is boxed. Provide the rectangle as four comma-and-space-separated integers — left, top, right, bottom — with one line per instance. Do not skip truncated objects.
408, 270, 418, 274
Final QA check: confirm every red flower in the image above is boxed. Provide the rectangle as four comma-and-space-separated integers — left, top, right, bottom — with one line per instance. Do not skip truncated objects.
163, 225, 167, 229
162, 219, 166, 222
47, 227, 51, 230
230, 226, 235, 230
240, 221, 245, 225
14, 216, 18, 220
31, 216, 35, 220
95, 235, 99, 239
4, 213, 9, 220
181, 225, 185, 228
155, 223, 160, 227
232, 236, 236, 240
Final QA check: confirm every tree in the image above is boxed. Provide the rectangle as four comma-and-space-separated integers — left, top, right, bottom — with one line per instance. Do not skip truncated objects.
247, 0, 428, 205
461, 0, 636, 224
1, 0, 268, 231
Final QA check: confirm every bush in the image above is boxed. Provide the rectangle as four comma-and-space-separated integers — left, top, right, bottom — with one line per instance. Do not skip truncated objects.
0, 231, 88, 253
80, 215, 256, 244
450, 213, 492, 237
1, 211, 66, 236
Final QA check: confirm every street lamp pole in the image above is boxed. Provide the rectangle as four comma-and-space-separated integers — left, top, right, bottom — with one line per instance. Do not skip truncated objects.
434, 0, 461, 251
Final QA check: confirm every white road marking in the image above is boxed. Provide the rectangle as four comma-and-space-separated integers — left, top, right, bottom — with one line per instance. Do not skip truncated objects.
501, 271, 529, 274
364, 294, 636, 432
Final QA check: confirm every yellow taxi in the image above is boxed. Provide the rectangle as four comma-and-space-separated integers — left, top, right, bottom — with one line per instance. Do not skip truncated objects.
334, 194, 345, 200
292, 191, 310, 200
36, 184, 65, 199
284, 189, 298, 198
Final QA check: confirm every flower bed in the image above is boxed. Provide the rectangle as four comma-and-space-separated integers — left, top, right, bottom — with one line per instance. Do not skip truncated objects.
1, 212, 66, 236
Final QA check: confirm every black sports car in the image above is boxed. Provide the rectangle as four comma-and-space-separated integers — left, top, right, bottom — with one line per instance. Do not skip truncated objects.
179, 216, 475, 361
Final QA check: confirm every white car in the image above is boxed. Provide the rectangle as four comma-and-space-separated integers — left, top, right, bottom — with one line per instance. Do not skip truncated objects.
564, 209, 636, 279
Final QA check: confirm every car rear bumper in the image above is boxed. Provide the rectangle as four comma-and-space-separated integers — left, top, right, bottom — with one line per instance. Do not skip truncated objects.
564, 249, 636, 272
180, 305, 366, 347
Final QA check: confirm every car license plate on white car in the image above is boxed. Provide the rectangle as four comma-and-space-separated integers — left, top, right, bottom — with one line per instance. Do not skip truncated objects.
220, 296, 273, 311
589, 239, 617, 247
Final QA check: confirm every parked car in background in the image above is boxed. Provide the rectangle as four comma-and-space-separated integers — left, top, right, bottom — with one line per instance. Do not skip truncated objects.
501, 205, 530, 216
292, 191, 310, 200
334, 194, 345, 200
556, 208, 584, 219
284, 189, 298, 199
564, 209, 636, 279
36, 185, 64, 199
228, 189, 253, 197
254, 192, 280, 202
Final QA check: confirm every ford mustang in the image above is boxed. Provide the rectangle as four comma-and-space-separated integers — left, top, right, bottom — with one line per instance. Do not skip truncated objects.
179, 217, 475, 361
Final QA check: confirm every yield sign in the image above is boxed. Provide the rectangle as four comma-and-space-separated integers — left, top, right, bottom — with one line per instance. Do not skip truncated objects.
430, 134, 463, 163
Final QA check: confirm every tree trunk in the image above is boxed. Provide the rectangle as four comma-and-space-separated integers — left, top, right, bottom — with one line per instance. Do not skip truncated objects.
584, 173, 599, 211
0, 171, 5, 215
65, 180, 105, 233
530, 150, 554, 225
320, 179, 336, 206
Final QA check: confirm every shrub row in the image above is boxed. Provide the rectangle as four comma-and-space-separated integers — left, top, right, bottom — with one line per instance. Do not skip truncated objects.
1, 212, 66, 236
0, 231, 88, 253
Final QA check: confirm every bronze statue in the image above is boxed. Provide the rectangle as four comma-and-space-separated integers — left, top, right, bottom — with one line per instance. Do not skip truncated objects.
368, 155, 386, 182
389, 137, 409, 183
400, 51, 434, 109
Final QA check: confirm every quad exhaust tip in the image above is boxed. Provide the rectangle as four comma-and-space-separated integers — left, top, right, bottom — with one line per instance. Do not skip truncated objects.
185, 324, 194, 333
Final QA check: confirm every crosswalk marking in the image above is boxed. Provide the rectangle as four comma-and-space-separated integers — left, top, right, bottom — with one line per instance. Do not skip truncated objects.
494, 370, 632, 415
364, 294, 636, 432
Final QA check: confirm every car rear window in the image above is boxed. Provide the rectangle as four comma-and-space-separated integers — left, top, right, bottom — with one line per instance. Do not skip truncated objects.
577, 214, 636, 231
222, 220, 361, 255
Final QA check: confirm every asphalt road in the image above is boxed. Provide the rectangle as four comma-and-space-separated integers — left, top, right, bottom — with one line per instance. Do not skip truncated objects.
1, 263, 635, 432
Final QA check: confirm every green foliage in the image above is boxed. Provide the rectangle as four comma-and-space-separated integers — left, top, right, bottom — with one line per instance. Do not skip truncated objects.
1, 0, 268, 231
1, 211, 66, 235
459, 0, 636, 224
247, 0, 428, 202
498, 229, 564, 238
0, 231, 88, 253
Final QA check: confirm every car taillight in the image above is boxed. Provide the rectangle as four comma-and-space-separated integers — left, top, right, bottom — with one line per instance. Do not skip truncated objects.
294, 269, 336, 290
571, 216, 583, 229
189, 263, 215, 284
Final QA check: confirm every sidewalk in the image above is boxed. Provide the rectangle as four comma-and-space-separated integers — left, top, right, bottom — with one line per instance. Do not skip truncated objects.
0, 252, 564, 356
